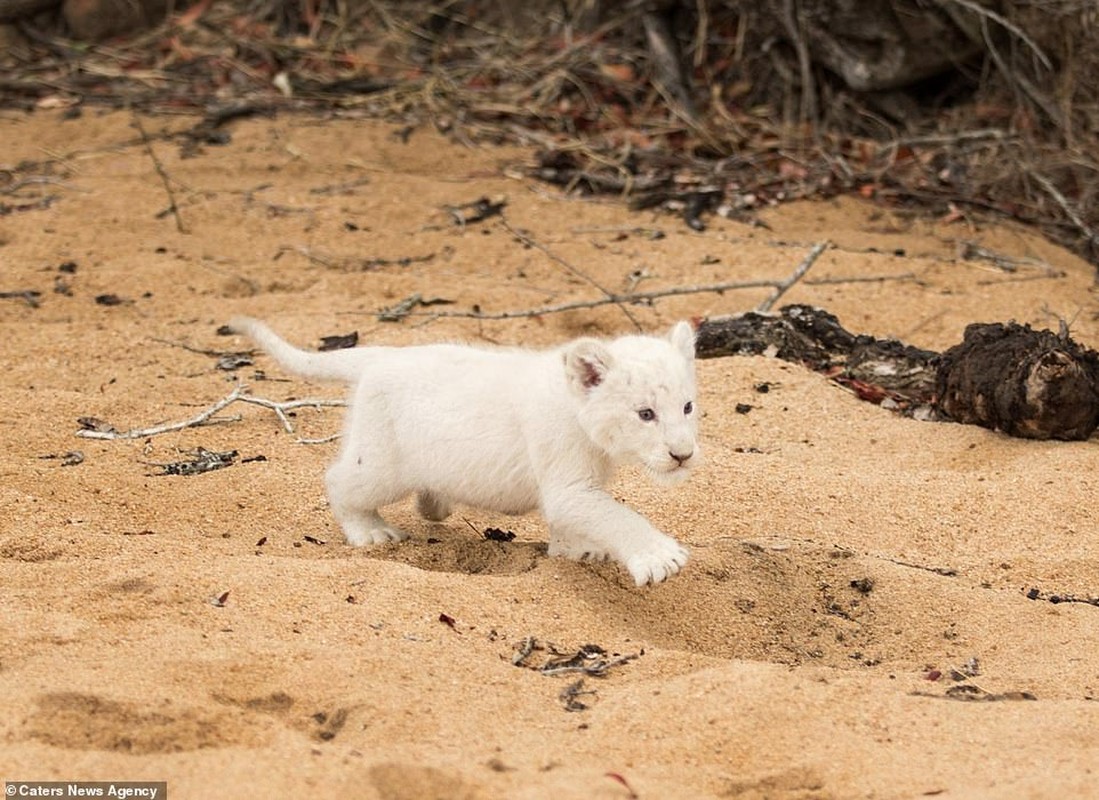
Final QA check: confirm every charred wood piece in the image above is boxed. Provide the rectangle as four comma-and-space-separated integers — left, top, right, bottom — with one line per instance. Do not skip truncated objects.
936, 322, 1099, 441
697, 305, 937, 402
697, 306, 1099, 441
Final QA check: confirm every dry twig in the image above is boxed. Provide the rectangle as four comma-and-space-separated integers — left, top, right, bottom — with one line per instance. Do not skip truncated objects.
1030, 170, 1099, 251
414, 276, 781, 321
0, 289, 42, 307
409, 242, 908, 323
75, 384, 344, 441
133, 113, 188, 234
499, 216, 643, 331
755, 240, 830, 312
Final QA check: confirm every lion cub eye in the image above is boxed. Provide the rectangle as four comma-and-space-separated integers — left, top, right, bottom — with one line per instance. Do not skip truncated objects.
638, 408, 656, 422
684, 401, 694, 415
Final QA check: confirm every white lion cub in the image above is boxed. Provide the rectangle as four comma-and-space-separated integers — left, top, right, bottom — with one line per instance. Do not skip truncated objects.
228, 317, 701, 585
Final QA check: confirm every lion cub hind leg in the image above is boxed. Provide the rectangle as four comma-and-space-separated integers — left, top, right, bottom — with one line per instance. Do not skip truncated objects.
416, 491, 453, 522
336, 508, 408, 546
324, 457, 409, 546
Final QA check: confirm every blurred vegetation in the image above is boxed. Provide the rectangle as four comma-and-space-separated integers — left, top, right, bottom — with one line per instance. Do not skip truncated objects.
2, 0, 1096, 263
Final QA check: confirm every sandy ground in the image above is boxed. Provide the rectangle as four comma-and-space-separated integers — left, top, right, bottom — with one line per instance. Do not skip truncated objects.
1, 109, 1098, 799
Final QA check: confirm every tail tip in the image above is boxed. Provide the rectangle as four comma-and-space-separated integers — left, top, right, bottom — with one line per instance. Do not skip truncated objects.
226, 315, 258, 336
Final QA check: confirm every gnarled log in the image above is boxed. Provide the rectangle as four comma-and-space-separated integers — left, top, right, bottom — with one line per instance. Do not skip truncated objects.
696, 305, 938, 401
697, 306, 1099, 441
937, 322, 1099, 440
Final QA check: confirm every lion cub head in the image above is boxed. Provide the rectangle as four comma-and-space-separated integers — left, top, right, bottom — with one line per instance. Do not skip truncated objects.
565, 321, 700, 483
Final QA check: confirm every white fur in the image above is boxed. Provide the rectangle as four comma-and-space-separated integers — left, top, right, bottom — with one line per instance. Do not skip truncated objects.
228, 316, 701, 586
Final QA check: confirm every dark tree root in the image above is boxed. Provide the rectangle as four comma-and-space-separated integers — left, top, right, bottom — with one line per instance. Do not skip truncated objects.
697, 305, 1099, 441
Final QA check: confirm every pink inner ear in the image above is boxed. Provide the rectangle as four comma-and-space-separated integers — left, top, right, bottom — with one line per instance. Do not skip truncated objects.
580, 358, 603, 388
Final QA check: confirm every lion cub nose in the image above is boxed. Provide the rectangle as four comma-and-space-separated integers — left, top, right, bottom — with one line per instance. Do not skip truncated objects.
670, 450, 693, 466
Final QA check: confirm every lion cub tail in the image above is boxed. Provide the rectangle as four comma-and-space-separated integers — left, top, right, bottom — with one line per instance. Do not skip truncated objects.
227, 316, 366, 383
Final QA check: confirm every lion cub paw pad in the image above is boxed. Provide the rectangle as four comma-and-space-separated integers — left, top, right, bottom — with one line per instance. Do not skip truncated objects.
626, 543, 689, 586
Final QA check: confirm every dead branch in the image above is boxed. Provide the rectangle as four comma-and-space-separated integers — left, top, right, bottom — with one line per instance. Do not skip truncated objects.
974, 15, 1062, 129
0, 289, 42, 307
151, 337, 255, 370
499, 216, 643, 331
150, 338, 223, 357
776, 0, 817, 125
1029, 170, 1099, 252
75, 384, 345, 441
808, 272, 917, 285
642, 9, 696, 121
414, 277, 778, 320
132, 113, 187, 234
235, 393, 346, 435
408, 260, 910, 323
938, 0, 1053, 71
755, 240, 829, 312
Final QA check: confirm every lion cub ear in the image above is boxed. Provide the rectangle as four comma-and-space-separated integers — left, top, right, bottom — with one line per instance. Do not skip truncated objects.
564, 339, 614, 394
668, 321, 696, 361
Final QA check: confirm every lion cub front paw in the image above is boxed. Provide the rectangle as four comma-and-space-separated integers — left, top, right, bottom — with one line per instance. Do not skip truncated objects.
624, 537, 689, 586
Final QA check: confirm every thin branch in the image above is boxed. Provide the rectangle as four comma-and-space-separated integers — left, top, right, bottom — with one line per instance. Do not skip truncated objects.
777, 0, 817, 126
1030, 170, 1099, 249
236, 393, 346, 434
78, 387, 245, 440
151, 337, 250, 359
75, 384, 344, 440
755, 240, 829, 312
499, 216, 644, 331
642, 9, 696, 122
889, 128, 1015, 148
133, 112, 188, 234
974, 15, 1062, 128
806, 272, 916, 286
296, 434, 342, 445
0, 174, 75, 195
937, 0, 1052, 71
413, 277, 783, 321
0, 290, 42, 308
408, 247, 907, 322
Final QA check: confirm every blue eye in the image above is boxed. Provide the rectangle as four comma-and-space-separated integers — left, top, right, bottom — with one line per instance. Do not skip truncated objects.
684, 401, 694, 415
638, 408, 656, 422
